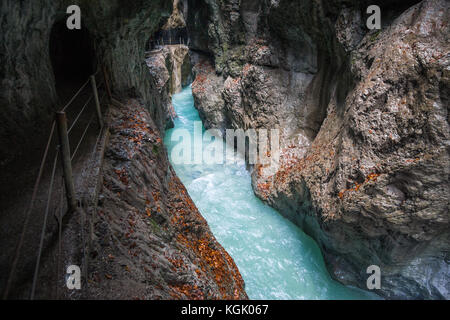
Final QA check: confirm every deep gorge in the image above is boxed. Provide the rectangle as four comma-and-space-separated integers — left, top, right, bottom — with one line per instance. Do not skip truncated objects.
0, 0, 448, 300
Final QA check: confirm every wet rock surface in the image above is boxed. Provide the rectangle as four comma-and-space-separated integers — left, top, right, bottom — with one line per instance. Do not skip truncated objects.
188, 0, 449, 299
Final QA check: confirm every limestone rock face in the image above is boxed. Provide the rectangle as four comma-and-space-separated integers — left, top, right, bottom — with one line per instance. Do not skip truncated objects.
0, 0, 172, 165
163, 0, 187, 30
188, 0, 450, 299
168, 45, 191, 94
181, 49, 193, 88
191, 58, 228, 131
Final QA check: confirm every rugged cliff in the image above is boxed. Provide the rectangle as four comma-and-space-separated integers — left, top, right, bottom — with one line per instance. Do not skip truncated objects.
187, 0, 449, 299
87, 98, 246, 299
0, 0, 174, 165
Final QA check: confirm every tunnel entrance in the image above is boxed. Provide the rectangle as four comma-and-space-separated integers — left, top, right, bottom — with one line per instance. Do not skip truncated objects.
49, 20, 96, 97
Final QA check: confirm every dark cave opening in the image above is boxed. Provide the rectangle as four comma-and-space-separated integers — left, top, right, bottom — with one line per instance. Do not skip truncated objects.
49, 20, 96, 97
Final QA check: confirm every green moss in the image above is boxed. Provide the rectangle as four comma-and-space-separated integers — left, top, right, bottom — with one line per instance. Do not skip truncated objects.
147, 217, 161, 233
369, 30, 382, 42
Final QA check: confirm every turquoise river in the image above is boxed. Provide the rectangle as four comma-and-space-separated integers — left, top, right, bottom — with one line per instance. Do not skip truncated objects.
164, 85, 376, 300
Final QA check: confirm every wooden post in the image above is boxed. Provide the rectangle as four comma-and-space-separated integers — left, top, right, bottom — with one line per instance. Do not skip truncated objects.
102, 65, 112, 102
90, 75, 104, 128
56, 112, 77, 212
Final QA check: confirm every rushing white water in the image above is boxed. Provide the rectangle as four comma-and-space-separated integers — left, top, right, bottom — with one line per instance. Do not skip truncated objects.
164, 85, 376, 300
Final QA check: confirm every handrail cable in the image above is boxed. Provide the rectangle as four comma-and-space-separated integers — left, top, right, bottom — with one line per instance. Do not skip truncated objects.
2, 121, 56, 299
30, 148, 59, 300
61, 78, 90, 112
71, 113, 96, 162
67, 94, 94, 134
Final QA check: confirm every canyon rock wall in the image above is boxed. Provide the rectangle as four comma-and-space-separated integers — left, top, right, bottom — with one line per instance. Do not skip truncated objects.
168, 45, 192, 94
0, 0, 172, 166
85, 39, 246, 299
188, 0, 449, 299
0, 0, 247, 299
87, 98, 246, 299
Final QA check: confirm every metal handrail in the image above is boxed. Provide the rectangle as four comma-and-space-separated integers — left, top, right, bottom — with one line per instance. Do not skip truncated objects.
2, 121, 56, 299
67, 94, 94, 134
71, 112, 96, 162
61, 78, 90, 112
30, 148, 60, 300
3, 64, 111, 299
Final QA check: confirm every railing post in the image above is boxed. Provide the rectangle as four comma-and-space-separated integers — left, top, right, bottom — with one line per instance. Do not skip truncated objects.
102, 65, 112, 102
56, 112, 77, 212
90, 75, 104, 128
